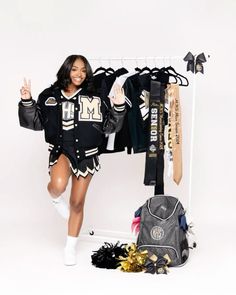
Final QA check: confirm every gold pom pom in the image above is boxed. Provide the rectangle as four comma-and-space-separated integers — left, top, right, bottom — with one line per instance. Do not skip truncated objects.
117, 243, 148, 272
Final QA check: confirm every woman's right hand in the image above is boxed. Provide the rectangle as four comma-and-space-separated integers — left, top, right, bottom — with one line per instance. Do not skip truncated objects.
20, 78, 31, 100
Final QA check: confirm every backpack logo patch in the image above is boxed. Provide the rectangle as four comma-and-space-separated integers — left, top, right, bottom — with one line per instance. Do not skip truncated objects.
45, 97, 57, 106
150, 226, 164, 241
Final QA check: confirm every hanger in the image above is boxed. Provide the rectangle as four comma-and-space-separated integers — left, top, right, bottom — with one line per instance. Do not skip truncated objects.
135, 66, 152, 75
114, 67, 129, 76
105, 67, 115, 74
164, 66, 189, 86
93, 66, 106, 75
152, 67, 178, 84
105, 59, 115, 74
93, 66, 115, 75
150, 67, 160, 74
150, 58, 159, 75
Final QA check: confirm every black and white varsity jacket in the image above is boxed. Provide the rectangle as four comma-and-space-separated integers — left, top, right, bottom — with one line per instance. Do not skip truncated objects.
18, 86, 126, 151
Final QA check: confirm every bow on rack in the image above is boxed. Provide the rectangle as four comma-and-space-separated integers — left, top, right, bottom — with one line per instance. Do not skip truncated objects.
183, 52, 208, 74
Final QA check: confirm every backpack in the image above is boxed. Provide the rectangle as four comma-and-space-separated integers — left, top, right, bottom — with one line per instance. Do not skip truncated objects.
136, 195, 190, 267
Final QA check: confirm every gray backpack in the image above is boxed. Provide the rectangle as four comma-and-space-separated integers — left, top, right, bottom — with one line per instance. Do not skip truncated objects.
137, 195, 189, 267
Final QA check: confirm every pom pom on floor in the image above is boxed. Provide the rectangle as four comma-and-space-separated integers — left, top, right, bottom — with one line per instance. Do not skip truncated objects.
91, 241, 127, 269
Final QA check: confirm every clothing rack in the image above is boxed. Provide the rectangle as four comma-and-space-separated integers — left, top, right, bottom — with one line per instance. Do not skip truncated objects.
89, 56, 183, 67
89, 56, 183, 60
88, 56, 196, 217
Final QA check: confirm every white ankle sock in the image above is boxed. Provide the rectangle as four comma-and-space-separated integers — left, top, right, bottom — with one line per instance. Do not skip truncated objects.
64, 236, 78, 266
51, 196, 69, 220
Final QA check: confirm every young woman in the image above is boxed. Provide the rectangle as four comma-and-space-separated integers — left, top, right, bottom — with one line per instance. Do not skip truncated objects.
18, 55, 126, 266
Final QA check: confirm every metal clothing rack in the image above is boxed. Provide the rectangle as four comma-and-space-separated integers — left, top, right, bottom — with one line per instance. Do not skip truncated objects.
88, 56, 183, 60
88, 56, 184, 67
87, 56, 196, 222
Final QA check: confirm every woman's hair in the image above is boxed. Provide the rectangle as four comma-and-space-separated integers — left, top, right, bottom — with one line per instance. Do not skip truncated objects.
53, 55, 93, 90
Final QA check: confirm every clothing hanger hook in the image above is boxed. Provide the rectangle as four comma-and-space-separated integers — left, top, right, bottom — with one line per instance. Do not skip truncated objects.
121, 57, 124, 67
153, 57, 156, 67
163, 57, 166, 67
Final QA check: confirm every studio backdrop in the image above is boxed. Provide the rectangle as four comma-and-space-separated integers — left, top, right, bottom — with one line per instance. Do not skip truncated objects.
0, 0, 235, 240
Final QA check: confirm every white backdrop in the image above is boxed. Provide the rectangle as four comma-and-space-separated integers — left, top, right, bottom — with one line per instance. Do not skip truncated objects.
0, 0, 236, 238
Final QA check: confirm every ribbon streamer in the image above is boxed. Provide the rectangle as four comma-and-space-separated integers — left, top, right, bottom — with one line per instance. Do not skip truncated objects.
131, 216, 141, 235
195, 52, 207, 74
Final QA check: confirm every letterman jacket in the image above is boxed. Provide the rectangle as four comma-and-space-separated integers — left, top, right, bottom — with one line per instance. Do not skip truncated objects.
18, 86, 126, 152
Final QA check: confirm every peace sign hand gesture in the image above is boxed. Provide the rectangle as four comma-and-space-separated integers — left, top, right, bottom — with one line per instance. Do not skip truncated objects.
20, 78, 32, 100
109, 84, 125, 105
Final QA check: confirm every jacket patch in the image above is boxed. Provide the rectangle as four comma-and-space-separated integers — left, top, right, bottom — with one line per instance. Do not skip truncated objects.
78, 95, 102, 122
45, 97, 57, 106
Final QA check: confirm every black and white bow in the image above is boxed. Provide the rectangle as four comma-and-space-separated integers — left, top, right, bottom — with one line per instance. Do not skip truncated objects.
183, 52, 207, 74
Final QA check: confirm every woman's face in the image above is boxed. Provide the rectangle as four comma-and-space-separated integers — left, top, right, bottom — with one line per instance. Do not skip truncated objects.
69, 58, 87, 87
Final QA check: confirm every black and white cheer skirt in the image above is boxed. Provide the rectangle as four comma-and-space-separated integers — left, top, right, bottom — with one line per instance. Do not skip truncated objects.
48, 143, 101, 178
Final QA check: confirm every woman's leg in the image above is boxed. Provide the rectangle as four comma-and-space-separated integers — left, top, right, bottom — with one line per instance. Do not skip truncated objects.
64, 173, 92, 265
68, 174, 92, 237
47, 154, 71, 219
48, 154, 71, 198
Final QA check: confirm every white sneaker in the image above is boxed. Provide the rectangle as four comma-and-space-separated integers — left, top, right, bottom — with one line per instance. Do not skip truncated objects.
64, 247, 77, 266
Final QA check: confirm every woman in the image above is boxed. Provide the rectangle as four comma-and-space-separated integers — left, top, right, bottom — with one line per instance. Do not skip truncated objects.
18, 55, 126, 266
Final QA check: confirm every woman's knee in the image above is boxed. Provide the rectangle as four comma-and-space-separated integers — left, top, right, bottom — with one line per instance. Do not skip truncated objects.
47, 177, 68, 197
70, 198, 85, 214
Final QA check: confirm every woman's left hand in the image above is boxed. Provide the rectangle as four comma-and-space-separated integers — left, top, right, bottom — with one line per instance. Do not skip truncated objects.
110, 84, 125, 105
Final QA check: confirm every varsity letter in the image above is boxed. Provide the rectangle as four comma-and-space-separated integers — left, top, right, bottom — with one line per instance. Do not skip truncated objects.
79, 96, 102, 122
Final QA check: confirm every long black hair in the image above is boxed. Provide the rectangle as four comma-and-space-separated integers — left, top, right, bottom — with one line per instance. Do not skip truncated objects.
53, 55, 93, 90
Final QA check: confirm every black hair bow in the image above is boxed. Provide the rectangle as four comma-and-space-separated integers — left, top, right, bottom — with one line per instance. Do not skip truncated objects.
183, 52, 207, 74
144, 253, 171, 275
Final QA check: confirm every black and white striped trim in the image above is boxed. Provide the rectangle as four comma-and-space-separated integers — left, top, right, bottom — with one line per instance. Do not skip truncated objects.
125, 96, 132, 108
114, 103, 126, 112
21, 99, 34, 107
48, 144, 55, 151
70, 158, 100, 178
62, 120, 74, 130
85, 147, 98, 157
139, 103, 149, 121
49, 159, 58, 166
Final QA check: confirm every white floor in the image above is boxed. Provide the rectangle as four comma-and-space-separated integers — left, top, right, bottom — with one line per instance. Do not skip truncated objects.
1, 220, 235, 295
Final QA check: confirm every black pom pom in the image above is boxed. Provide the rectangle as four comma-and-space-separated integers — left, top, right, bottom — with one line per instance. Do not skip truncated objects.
91, 241, 127, 269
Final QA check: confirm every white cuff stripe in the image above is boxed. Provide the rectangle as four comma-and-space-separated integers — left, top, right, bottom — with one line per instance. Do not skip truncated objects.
85, 147, 98, 156
22, 100, 33, 106
86, 147, 98, 153
114, 105, 125, 112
